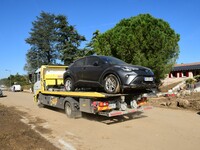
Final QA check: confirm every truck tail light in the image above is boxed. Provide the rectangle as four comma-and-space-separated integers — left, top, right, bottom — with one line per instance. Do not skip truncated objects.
141, 97, 147, 101
99, 101, 109, 107
137, 97, 147, 106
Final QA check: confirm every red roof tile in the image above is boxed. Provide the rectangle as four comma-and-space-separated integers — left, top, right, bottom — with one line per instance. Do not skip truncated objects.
174, 62, 200, 67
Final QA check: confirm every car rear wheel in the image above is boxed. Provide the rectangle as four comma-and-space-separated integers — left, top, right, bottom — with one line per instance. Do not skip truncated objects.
65, 77, 75, 91
104, 74, 120, 94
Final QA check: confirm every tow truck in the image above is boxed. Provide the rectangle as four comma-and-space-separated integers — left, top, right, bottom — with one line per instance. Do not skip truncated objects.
30, 65, 152, 118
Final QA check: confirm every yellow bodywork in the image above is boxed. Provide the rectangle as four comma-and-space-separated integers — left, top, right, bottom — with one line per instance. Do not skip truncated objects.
40, 65, 67, 91
34, 65, 67, 102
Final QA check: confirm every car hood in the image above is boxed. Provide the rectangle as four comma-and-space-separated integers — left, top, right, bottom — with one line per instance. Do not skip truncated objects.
115, 64, 150, 70
115, 64, 154, 75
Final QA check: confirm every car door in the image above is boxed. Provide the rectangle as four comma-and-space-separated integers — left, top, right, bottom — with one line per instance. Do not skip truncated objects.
71, 57, 86, 83
82, 56, 105, 83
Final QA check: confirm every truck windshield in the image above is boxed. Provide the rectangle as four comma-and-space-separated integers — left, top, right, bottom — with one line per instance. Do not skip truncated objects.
34, 72, 40, 82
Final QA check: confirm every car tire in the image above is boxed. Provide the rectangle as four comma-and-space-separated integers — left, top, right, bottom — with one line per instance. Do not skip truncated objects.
64, 77, 75, 91
104, 74, 120, 94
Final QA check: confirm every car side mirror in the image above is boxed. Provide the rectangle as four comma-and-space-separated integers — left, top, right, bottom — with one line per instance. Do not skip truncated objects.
93, 61, 99, 66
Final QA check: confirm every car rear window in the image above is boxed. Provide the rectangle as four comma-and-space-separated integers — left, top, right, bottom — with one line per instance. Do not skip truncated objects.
73, 58, 85, 67
86, 57, 100, 66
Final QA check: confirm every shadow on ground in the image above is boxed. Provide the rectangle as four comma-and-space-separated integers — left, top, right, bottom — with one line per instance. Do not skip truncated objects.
81, 112, 147, 125
0, 95, 7, 98
43, 106, 147, 125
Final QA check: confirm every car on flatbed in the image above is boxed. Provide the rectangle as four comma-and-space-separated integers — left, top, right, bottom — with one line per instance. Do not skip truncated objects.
63, 55, 155, 94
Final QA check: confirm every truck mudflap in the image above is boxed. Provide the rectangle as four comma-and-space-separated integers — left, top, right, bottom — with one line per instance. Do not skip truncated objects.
98, 106, 153, 117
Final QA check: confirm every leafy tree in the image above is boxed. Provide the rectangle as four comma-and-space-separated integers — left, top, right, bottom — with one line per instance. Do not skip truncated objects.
56, 15, 86, 65
0, 74, 29, 87
25, 12, 85, 72
92, 14, 180, 84
25, 12, 58, 72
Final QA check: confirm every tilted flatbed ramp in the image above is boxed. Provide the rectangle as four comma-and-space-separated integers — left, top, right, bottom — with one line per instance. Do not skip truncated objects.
41, 91, 127, 98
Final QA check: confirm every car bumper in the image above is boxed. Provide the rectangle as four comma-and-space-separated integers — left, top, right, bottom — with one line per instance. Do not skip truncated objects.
122, 76, 156, 90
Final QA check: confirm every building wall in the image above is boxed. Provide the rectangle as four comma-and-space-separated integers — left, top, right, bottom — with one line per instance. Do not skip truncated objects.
168, 71, 194, 78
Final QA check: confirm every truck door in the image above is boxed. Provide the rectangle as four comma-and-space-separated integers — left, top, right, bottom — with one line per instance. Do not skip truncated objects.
33, 69, 41, 94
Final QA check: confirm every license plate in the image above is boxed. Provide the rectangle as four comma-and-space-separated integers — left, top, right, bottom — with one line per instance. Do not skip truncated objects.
109, 103, 116, 109
144, 77, 153, 81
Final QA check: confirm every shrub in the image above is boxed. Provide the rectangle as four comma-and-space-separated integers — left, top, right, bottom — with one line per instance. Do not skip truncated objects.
194, 75, 200, 82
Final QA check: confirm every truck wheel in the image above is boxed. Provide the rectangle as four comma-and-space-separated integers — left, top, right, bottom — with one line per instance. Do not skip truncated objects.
37, 93, 44, 108
104, 74, 120, 94
65, 102, 74, 118
65, 77, 75, 91
37, 99, 44, 108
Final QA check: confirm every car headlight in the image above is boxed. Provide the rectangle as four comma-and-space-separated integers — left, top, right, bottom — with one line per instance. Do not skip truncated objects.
121, 66, 139, 72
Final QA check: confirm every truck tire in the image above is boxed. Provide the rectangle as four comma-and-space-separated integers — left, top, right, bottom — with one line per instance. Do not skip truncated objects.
37, 93, 44, 108
65, 102, 75, 118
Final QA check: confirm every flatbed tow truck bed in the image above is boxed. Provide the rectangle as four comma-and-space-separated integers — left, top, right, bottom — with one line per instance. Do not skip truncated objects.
35, 90, 152, 118
40, 91, 127, 98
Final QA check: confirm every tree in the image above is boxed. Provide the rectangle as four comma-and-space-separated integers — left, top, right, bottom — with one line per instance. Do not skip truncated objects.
56, 15, 86, 65
25, 12, 58, 71
92, 14, 180, 84
0, 74, 29, 87
25, 12, 85, 72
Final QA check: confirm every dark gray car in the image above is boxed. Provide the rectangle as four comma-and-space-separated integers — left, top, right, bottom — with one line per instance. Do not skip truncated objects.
63, 56, 155, 94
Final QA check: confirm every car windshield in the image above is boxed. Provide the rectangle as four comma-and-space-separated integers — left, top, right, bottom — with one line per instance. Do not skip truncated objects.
100, 56, 127, 65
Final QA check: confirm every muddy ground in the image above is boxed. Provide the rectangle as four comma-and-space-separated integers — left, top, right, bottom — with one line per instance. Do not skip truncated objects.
0, 103, 59, 150
0, 91, 200, 150
148, 92, 200, 111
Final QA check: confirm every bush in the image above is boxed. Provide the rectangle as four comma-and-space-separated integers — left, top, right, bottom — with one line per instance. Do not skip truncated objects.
185, 78, 196, 84
194, 75, 200, 82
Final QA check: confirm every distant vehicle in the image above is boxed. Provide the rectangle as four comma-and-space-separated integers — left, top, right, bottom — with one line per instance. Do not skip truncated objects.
0, 85, 7, 91
11, 84, 23, 92
0, 89, 3, 96
63, 55, 155, 94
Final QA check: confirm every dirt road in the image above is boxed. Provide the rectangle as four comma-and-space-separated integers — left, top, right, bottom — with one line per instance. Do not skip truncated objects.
1, 91, 200, 150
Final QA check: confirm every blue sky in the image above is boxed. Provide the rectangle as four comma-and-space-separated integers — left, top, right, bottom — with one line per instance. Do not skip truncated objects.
0, 0, 200, 79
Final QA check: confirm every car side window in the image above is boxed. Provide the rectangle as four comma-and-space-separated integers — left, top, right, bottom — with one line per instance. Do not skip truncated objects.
86, 57, 101, 66
74, 58, 85, 67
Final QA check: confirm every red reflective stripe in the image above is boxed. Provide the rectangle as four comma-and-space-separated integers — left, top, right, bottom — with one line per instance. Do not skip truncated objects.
109, 112, 123, 117
129, 109, 137, 113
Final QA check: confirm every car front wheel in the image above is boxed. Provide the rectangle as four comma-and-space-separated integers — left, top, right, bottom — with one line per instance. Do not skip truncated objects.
65, 77, 75, 91
104, 74, 120, 94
